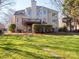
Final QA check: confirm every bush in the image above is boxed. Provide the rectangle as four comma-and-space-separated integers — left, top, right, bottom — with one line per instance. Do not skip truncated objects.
73, 29, 79, 32
0, 30, 4, 35
59, 26, 67, 32
17, 29, 22, 33
32, 24, 53, 33
9, 24, 16, 32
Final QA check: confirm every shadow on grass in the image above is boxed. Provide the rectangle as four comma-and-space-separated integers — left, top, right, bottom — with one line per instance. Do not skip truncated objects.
42, 32, 79, 36
39, 44, 79, 52
0, 46, 43, 59
0, 43, 42, 51
0, 46, 64, 59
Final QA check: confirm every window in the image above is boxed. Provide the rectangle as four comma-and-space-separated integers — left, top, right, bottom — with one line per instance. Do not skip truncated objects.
37, 11, 39, 15
28, 19, 31, 20
37, 10, 42, 16
28, 10, 31, 16
43, 10, 46, 14
52, 19, 56, 22
52, 13, 56, 16
28, 11, 31, 16
17, 18, 18, 22
43, 18, 46, 21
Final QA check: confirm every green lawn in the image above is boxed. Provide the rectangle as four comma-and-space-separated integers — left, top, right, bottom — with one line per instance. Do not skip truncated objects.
0, 35, 79, 59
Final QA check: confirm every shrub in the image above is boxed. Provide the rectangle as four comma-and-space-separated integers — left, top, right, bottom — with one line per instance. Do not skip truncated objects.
73, 29, 79, 32
17, 29, 22, 33
32, 24, 53, 33
59, 26, 67, 32
0, 30, 4, 35
9, 24, 16, 32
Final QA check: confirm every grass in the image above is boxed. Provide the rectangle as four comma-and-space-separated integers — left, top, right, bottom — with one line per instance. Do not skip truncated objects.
0, 34, 79, 59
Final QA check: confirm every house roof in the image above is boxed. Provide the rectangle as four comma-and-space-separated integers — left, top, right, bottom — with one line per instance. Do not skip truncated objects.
14, 6, 58, 15
14, 10, 25, 15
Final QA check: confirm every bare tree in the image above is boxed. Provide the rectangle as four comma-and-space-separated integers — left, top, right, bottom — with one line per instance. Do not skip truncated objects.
0, 0, 14, 8
0, 0, 15, 28
0, 0, 15, 22
50, 0, 63, 11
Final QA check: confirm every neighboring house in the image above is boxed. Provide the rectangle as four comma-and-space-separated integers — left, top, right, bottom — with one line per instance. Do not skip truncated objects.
10, 0, 59, 32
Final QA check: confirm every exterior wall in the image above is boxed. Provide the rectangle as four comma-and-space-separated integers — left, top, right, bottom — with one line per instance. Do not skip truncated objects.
16, 15, 28, 32
36, 7, 58, 29
11, 15, 28, 32
11, 16, 16, 24
52, 11, 59, 27
47, 9, 58, 32
11, 15, 41, 32
0, 23, 5, 30
41, 7, 48, 23
12, 8, 59, 32
25, 8, 32, 18
42, 8, 49, 23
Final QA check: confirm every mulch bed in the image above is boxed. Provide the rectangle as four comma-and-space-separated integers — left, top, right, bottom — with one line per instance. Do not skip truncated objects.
4, 32, 79, 36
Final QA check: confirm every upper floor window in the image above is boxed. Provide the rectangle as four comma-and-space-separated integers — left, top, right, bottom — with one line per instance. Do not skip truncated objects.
17, 18, 18, 22
37, 10, 42, 16
43, 10, 46, 14
52, 19, 56, 22
28, 11, 31, 16
28, 10, 31, 16
52, 13, 56, 16
37, 11, 39, 15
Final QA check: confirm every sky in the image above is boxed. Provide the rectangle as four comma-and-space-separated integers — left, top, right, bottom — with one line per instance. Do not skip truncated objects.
14, 0, 58, 11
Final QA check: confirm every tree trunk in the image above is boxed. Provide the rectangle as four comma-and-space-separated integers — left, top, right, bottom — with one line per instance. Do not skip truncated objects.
67, 19, 72, 32
69, 19, 72, 32
74, 18, 77, 31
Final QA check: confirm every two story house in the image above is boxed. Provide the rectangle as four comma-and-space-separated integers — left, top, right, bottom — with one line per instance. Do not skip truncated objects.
10, 0, 59, 32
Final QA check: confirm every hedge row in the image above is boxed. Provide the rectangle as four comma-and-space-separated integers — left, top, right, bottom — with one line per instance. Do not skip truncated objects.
0, 30, 4, 35
58, 26, 67, 32
32, 24, 53, 33
9, 24, 16, 32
